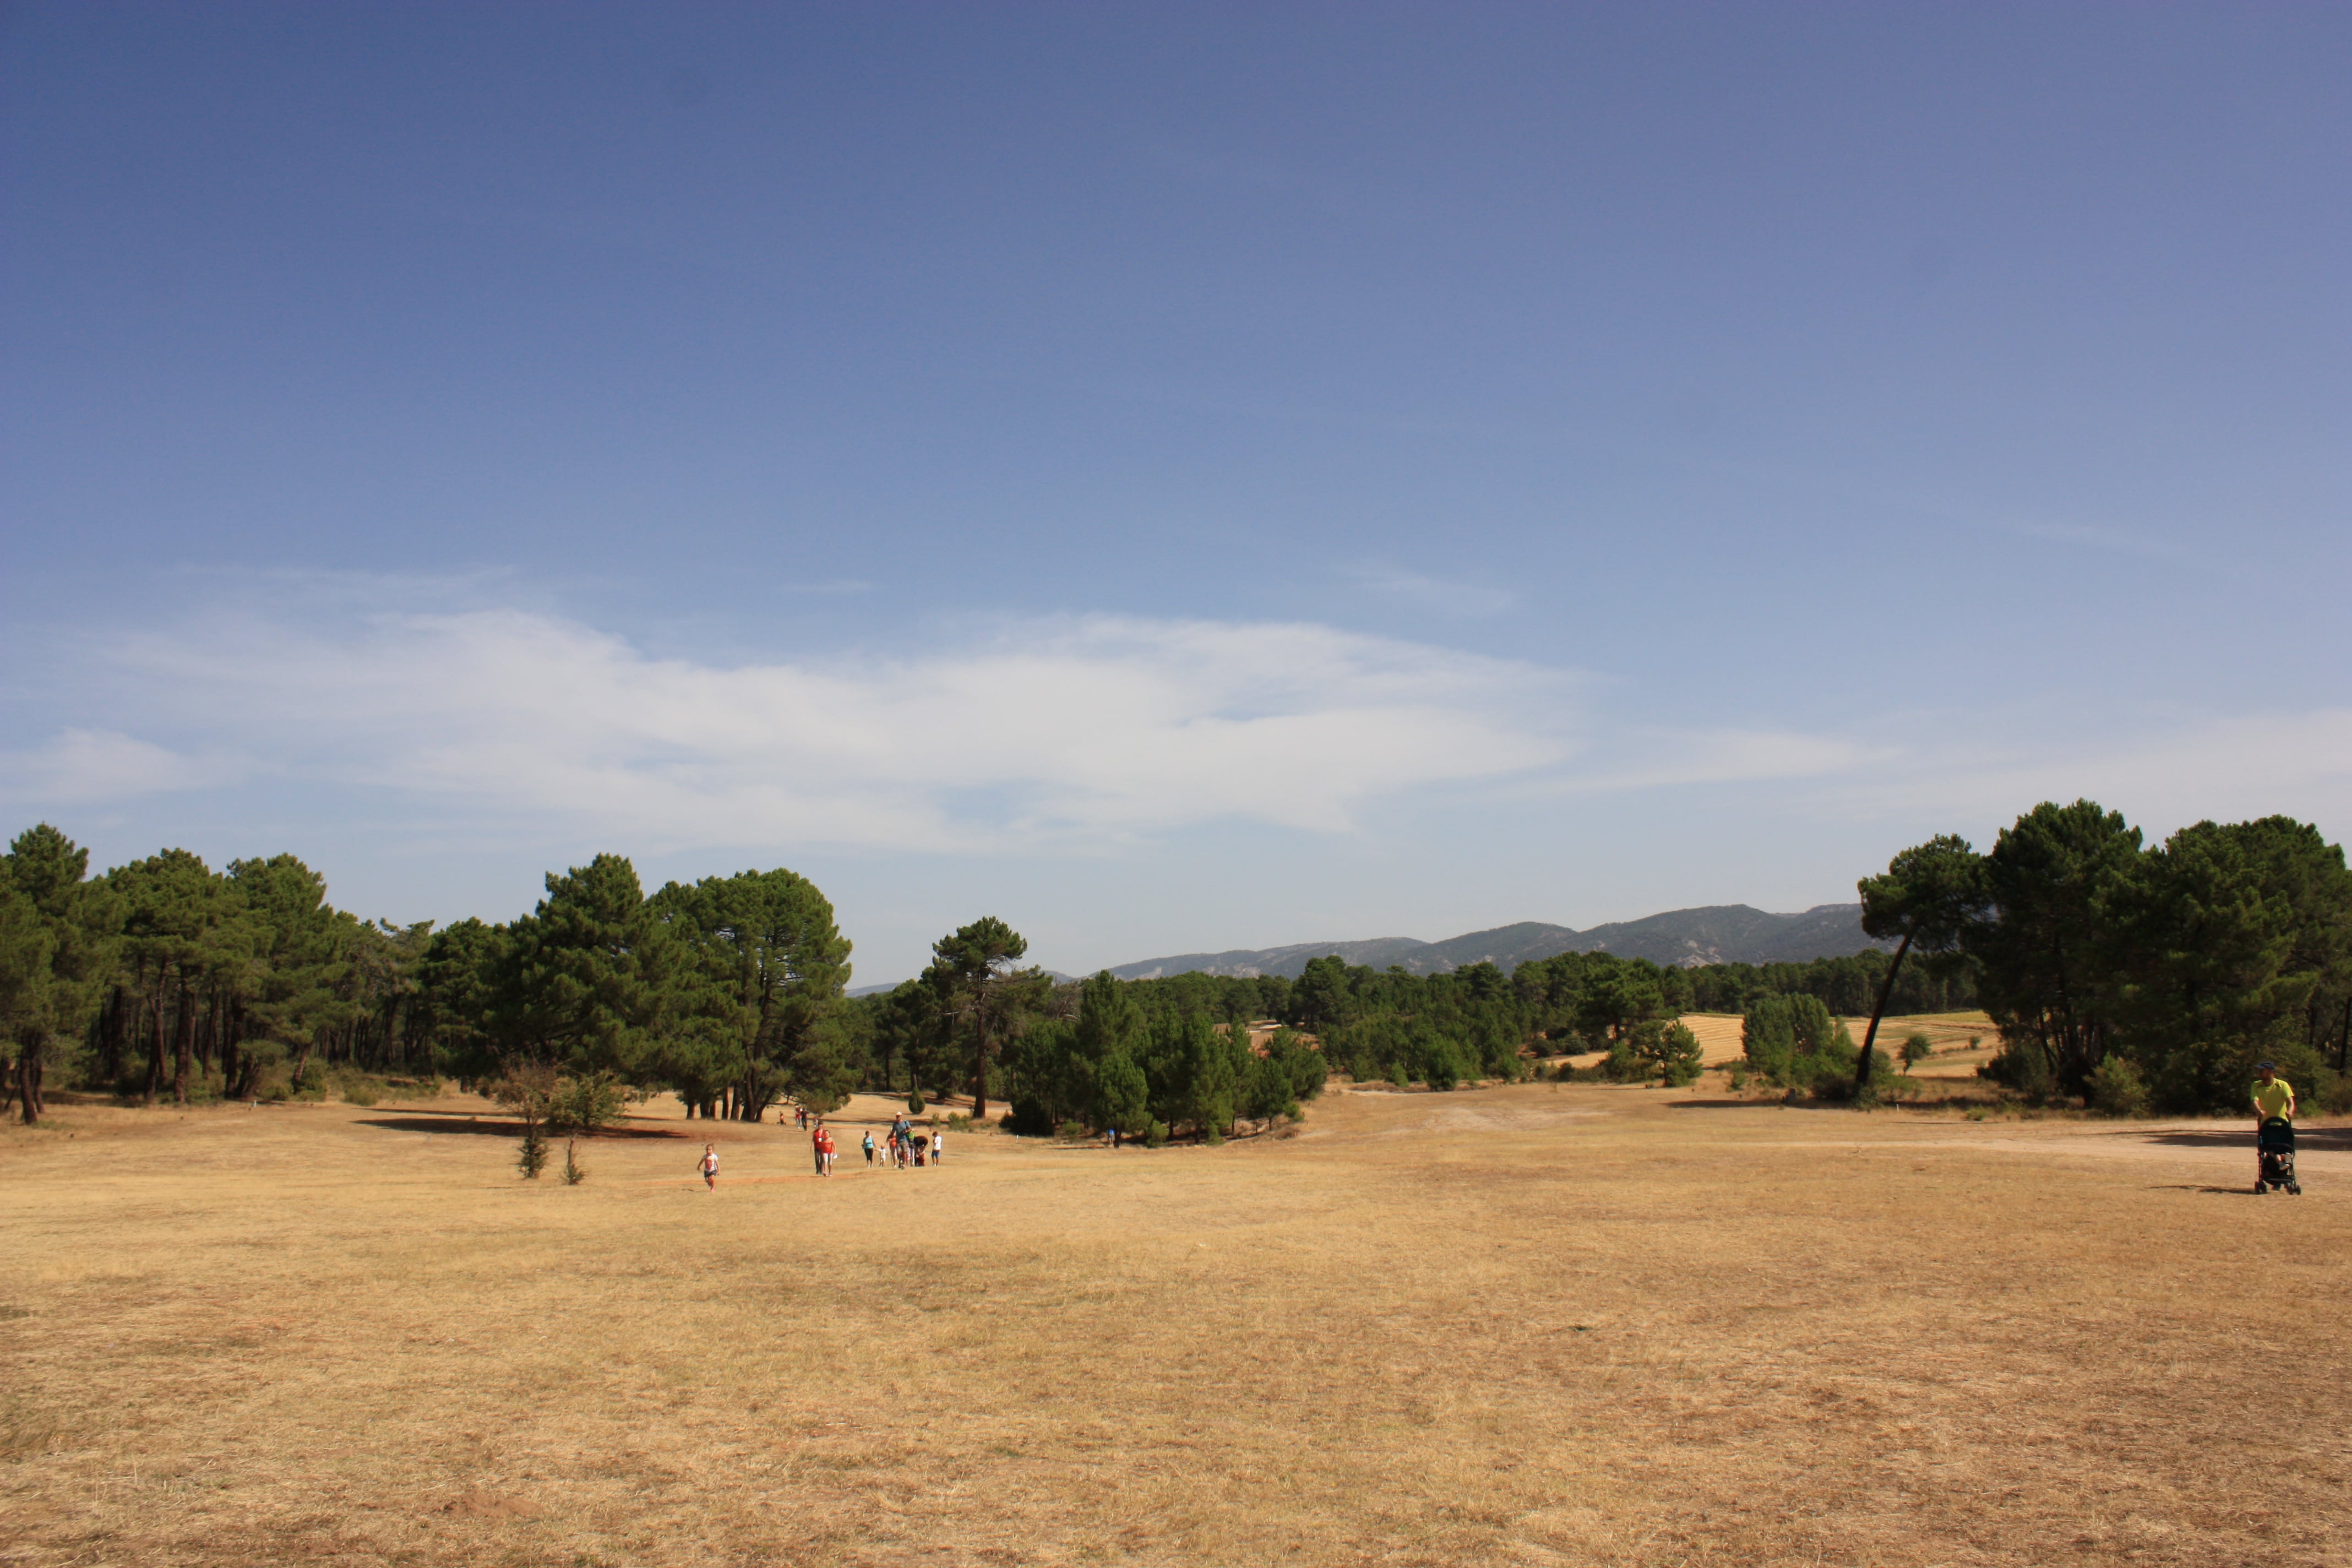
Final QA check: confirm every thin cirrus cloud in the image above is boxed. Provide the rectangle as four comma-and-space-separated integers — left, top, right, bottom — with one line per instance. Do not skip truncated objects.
3, 607, 1588, 852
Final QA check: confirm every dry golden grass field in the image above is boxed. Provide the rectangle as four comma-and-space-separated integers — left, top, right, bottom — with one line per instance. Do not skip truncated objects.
4, 1077, 2349, 1567
1673, 1014, 2000, 1074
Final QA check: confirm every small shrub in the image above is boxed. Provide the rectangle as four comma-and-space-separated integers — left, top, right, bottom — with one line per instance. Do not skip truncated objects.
1979, 1046, 2055, 1104
944, 1112, 972, 1131
2089, 1055, 2150, 1118
1053, 1119, 1088, 1142
1632, 1020, 1704, 1087
1810, 1068, 1858, 1104
1001, 1098, 1052, 1136
1144, 1118, 1169, 1148
1901, 1033, 1934, 1071
1387, 1062, 1409, 1090
1727, 1065, 1748, 1091
546, 1071, 624, 1136
1599, 1042, 1642, 1083
2321, 1072, 2352, 1116
906, 1091, 926, 1114
560, 1138, 585, 1185
517, 1122, 549, 1180
337, 1075, 380, 1108
1966, 1106, 1990, 1121
1204, 1124, 1225, 1147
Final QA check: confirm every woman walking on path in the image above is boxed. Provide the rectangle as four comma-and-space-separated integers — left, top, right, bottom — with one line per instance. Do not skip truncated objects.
698, 1144, 718, 1190
862, 1129, 876, 1168
820, 1124, 837, 1176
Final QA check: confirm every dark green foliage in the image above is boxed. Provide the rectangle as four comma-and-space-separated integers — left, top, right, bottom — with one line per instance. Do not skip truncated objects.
1635, 1020, 1705, 1086
545, 1070, 626, 1135
1853, 834, 1988, 1093
925, 916, 1031, 1120
560, 1138, 586, 1185
650, 867, 852, 1120
2088, 1055, 2150, 1118
1962, 804, 2352, 1110
516, 1118, 549, 1180
1968, 802, 2143, 1099
1741, 994, 1853, 1087
1680, 950, 1974, 1016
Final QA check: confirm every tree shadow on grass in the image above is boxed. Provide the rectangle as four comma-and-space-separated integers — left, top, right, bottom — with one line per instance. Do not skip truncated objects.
2149, 1183, 2267, 1196
356, 1117, 687, 1141
2138, 1127, 2352, 1151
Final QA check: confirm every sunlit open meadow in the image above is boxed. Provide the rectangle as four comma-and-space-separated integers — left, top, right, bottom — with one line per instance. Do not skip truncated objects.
6, 1079, 2347, 1567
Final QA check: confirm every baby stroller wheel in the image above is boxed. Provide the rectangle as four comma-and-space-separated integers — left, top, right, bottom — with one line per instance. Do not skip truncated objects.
2288, 1182, 2302, 1195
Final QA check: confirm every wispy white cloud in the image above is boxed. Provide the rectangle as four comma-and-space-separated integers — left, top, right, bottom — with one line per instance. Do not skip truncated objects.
0, 728, 242, 802
1554, 728, 1899, 792
1344, 565, 1517, 617
10, 606, 1582, 852
9, 587, 2345, 862
1839, 709, 2352, 836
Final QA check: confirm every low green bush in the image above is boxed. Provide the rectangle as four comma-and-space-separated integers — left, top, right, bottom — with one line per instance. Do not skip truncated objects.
2089, 1055, 2150, 1118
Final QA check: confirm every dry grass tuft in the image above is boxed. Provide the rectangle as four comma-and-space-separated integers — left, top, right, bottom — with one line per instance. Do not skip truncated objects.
2, 1082, 2347, 1565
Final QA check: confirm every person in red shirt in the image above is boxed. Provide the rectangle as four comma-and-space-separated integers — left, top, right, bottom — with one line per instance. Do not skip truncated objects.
819, 1124, 837, 1176
810, 1120, 826, 1176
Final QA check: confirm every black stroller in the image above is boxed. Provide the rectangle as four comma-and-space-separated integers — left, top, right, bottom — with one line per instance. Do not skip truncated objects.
2255, 1118, 2301, 1195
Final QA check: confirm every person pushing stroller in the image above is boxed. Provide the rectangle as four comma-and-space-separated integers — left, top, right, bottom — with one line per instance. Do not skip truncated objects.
2252, 1062, 2300, 1195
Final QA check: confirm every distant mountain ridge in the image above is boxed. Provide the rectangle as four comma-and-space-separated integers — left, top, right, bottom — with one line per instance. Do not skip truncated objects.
1104, 904, 1887, 981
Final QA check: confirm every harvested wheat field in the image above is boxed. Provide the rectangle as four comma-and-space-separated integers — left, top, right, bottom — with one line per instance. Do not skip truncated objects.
4, 1083, 2350, 1568
1674, 1013, 2000, 1072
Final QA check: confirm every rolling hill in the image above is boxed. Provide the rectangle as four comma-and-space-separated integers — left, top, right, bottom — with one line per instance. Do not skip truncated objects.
1103, 904, 1887, 981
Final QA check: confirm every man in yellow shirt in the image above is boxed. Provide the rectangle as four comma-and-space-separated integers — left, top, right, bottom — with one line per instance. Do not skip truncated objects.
2252, 1063, 2301, 1195
2252, 1063, 2296, 1124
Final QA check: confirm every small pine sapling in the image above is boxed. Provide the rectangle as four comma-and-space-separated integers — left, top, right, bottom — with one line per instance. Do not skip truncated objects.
517, 1120, 549, 1180
560, 1137, 586, 1185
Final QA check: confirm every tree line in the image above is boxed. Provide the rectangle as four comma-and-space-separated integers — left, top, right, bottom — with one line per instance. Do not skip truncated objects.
0, 829, 854, 1126
9, 798, 2343, 1129
1848, 803, 2352, 1111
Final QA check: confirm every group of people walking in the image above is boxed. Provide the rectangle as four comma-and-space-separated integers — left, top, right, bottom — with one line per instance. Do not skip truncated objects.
869, 1113, 942, 1169
695, 1106, 945, 1189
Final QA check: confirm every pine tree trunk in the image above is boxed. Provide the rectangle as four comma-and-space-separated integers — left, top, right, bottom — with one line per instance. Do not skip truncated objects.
970, 1011, 990, 1120
145, 987, 167, 1104
100, 986, 124, 1083
1855, 930, 1913, 1097
15, 1035, 40, 1124
173, 978, 195, 1105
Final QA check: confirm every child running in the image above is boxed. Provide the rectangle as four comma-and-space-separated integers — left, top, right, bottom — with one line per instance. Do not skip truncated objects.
698, 1143, 718, 1190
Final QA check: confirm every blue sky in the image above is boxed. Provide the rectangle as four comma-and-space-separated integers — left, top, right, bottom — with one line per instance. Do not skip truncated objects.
4, 2, 2348, 983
